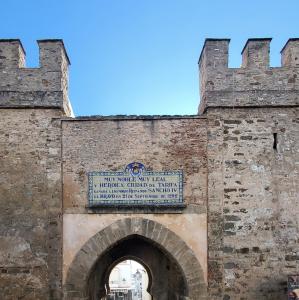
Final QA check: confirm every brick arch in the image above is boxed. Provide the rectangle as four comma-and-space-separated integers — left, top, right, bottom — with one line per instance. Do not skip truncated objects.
64, 217, 207, 300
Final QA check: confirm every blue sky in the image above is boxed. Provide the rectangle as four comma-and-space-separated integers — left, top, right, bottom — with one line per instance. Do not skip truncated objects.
1, 0, 299, 116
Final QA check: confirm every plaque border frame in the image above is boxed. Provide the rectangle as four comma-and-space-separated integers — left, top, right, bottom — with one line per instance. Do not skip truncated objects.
87, 170, 184, 208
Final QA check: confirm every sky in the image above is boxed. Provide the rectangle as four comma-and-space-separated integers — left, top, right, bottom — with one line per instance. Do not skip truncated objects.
1, 0, 299, 116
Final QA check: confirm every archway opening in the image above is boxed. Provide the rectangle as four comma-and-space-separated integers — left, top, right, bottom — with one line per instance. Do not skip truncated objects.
87, 235, 188, 300
107, 259, 152, 300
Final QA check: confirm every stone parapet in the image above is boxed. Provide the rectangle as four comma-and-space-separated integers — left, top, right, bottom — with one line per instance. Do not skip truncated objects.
198, 38, 299, 113
0, 39, 73, 116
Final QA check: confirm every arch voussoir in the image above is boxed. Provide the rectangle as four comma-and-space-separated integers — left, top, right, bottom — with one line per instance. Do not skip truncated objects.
153, 225, 168, 245
173, 243, 190, 261
130, 217, 144, 234
75, 251, 96, 273
144, 219, 156, 239
119, 217, 132, 236
150, 222, 163, 241
65, 265, 88, 292
163, 231, 184, 253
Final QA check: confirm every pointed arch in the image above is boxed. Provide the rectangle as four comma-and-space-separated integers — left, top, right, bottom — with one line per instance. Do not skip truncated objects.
64, 217, 207, 300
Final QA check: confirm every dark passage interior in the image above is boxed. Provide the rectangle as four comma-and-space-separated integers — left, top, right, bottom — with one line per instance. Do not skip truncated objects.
87, 235, 188, 300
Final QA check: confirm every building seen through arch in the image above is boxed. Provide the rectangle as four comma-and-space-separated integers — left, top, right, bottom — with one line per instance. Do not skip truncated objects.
107, 259, 151, 300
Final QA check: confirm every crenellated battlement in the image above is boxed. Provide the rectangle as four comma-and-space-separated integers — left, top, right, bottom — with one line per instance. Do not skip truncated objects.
0, 39, 72, 116
198, 38, 299, 114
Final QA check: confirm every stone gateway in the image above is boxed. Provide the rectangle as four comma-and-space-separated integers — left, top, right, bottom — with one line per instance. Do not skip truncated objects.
0, 38, 298, 300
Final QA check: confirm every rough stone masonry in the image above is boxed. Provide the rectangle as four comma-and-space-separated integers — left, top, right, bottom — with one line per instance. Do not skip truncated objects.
0, 38, 298, 300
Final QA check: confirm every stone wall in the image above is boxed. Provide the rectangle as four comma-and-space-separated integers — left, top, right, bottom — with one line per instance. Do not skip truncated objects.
207, 107, 299, 299
200, 39, 299, 299
0, 109, 63, 299
0, 37, 298, 300
0, 39, 71, 300
62, 116, 207, 212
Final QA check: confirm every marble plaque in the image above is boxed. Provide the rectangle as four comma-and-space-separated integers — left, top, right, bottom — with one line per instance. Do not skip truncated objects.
88, 162, 183, 207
